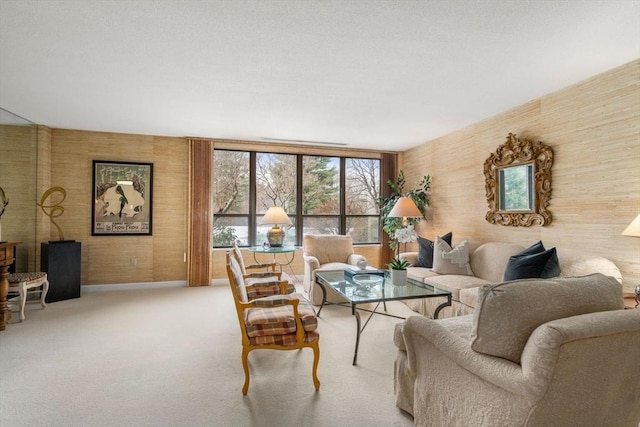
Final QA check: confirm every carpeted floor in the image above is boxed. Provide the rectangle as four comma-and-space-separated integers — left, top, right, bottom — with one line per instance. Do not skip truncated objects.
0, 283, 416, 426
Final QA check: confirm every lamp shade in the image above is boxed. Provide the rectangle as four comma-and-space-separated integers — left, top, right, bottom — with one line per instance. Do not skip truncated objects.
388, 197, 422, 218
260, 206, 292, 226
622, 214, 640, 237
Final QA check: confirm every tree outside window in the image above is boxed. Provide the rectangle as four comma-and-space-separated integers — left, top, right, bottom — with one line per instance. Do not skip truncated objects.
213, 150, 249, 246
213, 149, 380, 247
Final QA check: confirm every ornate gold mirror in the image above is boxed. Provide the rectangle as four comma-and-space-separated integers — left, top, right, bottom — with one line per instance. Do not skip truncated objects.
484, 133, 553, 226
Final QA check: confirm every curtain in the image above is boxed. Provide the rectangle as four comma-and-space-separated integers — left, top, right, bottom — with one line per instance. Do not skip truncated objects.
188, 139, 213, 286
380, 152, 396, 264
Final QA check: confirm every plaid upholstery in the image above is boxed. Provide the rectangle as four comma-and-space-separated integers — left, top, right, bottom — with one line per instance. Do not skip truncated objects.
245, 278, 295, 299
245, 293, 318, 343
229, 248, 294, 300
232, 241, 276, 275
229, 256, 249, 302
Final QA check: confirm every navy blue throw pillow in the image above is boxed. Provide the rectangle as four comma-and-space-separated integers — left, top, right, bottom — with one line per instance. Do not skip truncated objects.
416, 232, 452, 268
503, 242, 561, 281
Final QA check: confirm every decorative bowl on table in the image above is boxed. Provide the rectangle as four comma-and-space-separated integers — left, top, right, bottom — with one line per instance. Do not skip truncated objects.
352, 273, 384, 296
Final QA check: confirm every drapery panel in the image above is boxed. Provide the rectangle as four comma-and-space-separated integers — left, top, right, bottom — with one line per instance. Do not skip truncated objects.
380, 152, 396, 265
188, 139, 213, 286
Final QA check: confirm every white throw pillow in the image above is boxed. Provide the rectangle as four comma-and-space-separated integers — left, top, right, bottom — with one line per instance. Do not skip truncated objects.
432, 237, 473, 276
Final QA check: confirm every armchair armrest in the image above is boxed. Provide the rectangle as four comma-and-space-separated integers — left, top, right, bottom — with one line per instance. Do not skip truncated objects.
400, 316, 542, 400
347, 253, 367, 266
303, 253, 320, 268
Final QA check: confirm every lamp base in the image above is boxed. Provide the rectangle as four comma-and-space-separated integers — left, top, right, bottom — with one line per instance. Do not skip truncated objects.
267, 226, 285, 247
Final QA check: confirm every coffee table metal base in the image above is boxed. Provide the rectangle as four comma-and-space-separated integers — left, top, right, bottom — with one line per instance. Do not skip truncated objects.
315, 278, 452, 365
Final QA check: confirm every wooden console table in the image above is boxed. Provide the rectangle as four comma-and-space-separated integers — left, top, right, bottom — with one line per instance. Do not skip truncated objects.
0, 242, 21, 331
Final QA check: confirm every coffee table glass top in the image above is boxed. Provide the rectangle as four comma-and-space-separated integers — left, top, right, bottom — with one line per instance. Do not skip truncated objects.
314, 270, 451, 304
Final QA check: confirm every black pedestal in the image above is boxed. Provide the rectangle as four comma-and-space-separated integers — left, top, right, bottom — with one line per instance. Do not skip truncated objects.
41, 241, 81, 303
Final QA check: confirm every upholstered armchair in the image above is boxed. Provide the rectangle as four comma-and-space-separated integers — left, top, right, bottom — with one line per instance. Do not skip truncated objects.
394, 274, 640, 427
302, 234, 367, 305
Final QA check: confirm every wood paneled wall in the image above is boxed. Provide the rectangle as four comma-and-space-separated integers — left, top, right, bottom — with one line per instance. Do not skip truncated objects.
400, 60, 640, 290
0, 124, 39, 271
47, 129, 188, 285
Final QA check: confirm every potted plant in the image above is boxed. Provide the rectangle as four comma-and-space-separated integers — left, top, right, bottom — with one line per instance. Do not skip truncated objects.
379, 170, 431, 253
388, 256, 411, 286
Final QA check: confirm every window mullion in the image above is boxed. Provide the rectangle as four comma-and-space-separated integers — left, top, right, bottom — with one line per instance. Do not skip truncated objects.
249, 152, 257, 246
340, 157, 346, 234
296, 155, 303, 246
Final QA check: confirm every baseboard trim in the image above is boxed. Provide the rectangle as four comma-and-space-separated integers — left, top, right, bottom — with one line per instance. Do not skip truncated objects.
211, 278, 228, 286
82, 280, 189, 293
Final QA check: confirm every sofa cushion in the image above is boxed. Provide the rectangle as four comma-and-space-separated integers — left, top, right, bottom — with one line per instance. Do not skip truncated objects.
503, 241, 561, 281
423, 275, 491, 301
503, 247, 558, 281
416, 232, 452, 268
433, 238, 473, 276
469, 242, 525, 283
470, 273, 623, 363
407, 266, 440, 282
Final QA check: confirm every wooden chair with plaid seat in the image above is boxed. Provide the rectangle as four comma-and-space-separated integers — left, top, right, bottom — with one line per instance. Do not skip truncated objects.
231, 241, 295, 299
226, 252, 320, 395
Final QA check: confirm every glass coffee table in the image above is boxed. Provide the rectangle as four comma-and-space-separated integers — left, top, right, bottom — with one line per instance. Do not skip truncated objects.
314, 270, 452, 365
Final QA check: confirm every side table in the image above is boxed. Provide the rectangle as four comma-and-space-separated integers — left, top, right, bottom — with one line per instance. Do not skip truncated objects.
247, 246, 298, 271
0, 241, 21, 331
623, 291, 639, 309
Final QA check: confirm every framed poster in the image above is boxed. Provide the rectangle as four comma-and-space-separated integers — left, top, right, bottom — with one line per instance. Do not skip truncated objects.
92, 160, 153, 235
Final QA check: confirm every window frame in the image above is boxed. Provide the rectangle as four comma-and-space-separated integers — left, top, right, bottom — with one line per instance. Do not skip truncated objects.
213, 149, 381, 248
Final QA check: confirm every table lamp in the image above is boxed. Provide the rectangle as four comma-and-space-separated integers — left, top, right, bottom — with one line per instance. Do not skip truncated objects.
621, 213, 640, 307
261, 206, 292, 247
389, 196, 422, 226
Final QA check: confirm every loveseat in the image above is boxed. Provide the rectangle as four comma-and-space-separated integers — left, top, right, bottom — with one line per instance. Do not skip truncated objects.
400, 239, 622, 318
393, 274, 640, 426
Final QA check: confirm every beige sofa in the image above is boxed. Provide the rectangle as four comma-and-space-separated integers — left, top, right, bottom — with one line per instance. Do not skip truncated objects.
400, 240, 623, 318
393, 274, 640, 427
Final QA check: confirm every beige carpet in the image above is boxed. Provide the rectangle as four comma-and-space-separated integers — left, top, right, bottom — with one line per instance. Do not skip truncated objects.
0, 283, 416, 426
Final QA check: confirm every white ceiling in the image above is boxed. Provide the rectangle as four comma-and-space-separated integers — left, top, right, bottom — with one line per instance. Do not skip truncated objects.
1, 0, 639, 152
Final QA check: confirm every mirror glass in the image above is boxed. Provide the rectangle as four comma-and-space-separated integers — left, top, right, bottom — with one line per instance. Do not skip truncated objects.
0, 107, 39, 271
498, 163, 534, 211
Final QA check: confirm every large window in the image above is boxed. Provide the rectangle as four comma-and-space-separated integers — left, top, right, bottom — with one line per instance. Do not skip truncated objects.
213, 150, 380, 247
213, 150, 250, 246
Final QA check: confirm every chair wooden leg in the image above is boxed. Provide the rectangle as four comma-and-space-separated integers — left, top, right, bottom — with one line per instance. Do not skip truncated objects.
311, 344, 320, 391
40, 280, 49, 309
241, 347, 251, 395
18, 284, 26, 321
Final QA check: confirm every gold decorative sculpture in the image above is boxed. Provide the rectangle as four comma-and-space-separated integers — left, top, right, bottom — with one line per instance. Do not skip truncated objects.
37, 187, 67, 240
0, 187, 8, 241
484, 133, 553, 226
0, 187, 7, 218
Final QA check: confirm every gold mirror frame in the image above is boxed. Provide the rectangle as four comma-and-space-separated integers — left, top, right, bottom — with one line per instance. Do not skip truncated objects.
484, 133, 553, 226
